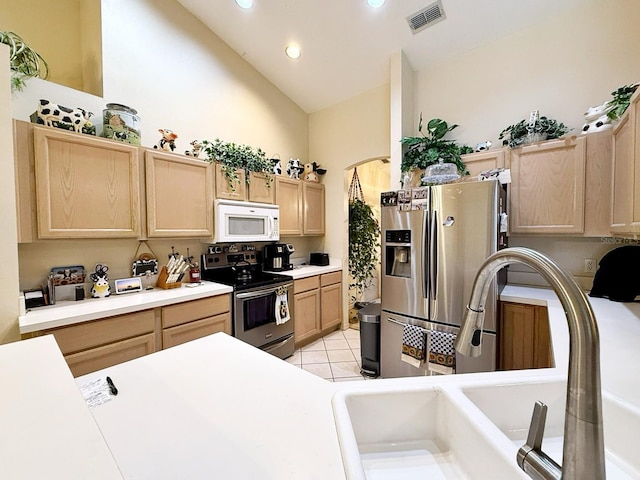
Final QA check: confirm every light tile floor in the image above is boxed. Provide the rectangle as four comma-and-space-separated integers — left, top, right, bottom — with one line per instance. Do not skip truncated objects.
286, 328, 377, 382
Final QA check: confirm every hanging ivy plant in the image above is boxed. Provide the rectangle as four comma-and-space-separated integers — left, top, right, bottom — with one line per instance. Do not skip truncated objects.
348, 198, 380, 302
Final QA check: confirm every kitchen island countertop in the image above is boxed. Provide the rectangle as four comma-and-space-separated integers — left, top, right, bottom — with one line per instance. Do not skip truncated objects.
4, 284, 640, 479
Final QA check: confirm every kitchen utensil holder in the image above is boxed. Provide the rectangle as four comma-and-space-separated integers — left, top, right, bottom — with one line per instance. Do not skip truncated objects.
155, 266, 182, 289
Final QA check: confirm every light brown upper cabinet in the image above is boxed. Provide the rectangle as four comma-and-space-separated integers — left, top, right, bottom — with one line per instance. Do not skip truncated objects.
214, 163, 247, 202
145, 150, 213, 237
275, 176, 303, 235
33, 125, 141, 238
303, 182, 325, 235
275, 177, 325, 236
611, 88, 640, 236
214, 164, 274, 204
508, 132, 612, 236
462, 149, 506, 178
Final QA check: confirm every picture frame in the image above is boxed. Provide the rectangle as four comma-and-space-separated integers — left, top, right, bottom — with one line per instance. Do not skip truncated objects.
114, 277, 143, 295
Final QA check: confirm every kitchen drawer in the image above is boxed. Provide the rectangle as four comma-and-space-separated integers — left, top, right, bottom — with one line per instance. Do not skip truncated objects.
162, 294, 231, 329
294, 275, 320, 294
162, 313, 231, 349
320, 271, 341, 287
46, 309, 156, 355
65, 333, 156, 377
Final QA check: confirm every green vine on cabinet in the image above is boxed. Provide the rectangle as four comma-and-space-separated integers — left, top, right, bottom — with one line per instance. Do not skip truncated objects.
201, 138, 273, 192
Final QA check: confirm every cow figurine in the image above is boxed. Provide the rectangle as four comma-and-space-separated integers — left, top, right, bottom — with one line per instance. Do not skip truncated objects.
581, 102, 613, 134
286, 158, 304, 179
154, 129, 178, 151
37, 99, 93, 133
90, 264, 111, 298
112, 131, 129, 142
271, 158, 282, 175
303, 162, 326, 182
185, 139, 203, 157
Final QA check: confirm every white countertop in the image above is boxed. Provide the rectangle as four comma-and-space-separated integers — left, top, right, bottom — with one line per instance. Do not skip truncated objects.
0, 335, 123, 479
76, 333, 345, 480
266, 263, 342, 279
18, 281, 233, 334
3, 283, 639, 479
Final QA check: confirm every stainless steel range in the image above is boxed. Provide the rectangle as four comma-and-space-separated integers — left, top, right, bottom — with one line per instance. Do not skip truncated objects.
201, 245, 294, 359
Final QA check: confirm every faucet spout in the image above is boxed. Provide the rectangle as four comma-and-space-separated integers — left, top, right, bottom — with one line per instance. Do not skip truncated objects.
455, 247, 605, 480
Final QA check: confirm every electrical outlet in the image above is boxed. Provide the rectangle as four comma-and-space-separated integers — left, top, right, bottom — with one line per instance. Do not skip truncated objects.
584, 258, 596, 273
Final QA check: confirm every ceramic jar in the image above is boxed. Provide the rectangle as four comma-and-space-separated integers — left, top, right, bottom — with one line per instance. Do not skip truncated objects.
102, 103, 141, 145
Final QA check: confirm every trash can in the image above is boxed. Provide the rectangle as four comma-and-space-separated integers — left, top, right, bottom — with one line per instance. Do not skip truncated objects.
358, 303, 381, 378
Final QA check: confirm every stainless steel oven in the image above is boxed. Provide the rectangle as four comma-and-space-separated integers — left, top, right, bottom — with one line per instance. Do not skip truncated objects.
234, 280, 294, 358
201, 246, 295, 359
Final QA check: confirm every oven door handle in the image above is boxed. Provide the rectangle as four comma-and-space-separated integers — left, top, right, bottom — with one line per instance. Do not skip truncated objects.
235, 285, 292, 300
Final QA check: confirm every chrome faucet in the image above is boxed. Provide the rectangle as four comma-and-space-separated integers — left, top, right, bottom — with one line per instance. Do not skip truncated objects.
456, 247, 605, 480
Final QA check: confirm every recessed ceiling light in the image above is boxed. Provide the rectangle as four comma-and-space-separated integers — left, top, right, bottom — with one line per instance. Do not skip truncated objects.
285, 44, 301, 59
235, 0, 253, 8
367, 0, 385, 7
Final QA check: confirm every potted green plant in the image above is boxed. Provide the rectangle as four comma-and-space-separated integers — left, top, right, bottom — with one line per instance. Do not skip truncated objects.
400, 115, 472, 180
202, 138, 272, 192
348, 197, 380, 307
499, 112, 570, 148
606, 83, 639, 121
0, 31, 48, 92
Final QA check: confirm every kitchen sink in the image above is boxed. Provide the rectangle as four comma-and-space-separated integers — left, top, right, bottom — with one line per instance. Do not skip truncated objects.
462, 380, 640, 479
332, 385, 526, 480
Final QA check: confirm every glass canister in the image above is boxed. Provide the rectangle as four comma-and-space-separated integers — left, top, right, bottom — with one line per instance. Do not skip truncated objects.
102, 103, 141, 145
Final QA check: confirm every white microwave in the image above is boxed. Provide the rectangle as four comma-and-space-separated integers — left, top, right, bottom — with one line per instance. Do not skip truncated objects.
214, 199, 280, 243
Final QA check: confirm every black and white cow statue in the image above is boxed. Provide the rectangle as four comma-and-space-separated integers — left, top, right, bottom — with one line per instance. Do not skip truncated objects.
286, 158, 304, 179
153, 128, 178, 151
37, 99, 93, 133
185, 139, 203, 157
271, 158, 282, 175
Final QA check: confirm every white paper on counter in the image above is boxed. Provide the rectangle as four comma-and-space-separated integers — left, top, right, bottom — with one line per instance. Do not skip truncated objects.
79, 377, 113, 408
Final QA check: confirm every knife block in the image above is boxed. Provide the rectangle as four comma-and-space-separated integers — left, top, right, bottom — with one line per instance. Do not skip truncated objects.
155, 266, 182, 290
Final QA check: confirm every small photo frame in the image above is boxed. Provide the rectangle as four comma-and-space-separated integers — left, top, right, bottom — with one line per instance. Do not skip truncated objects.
114, 277, 143, 295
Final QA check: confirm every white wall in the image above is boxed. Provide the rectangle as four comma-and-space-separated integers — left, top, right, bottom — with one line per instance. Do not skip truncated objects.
11, 0, 308, 310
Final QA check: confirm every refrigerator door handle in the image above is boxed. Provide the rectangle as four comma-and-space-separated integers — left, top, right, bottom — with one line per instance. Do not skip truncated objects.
423, 210, 429, 300
430, 209, 438, 301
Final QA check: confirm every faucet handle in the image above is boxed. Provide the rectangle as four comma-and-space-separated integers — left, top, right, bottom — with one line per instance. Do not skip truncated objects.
525, 401, 547, 451
517, 401, 562, 478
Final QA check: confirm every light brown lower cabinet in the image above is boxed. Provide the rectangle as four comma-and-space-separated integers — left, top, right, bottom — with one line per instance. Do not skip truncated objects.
161, 295, 231, 349
320, 271, 342, 331
294, 272, 343, 347
40, 309, 158, 377
30, 294, 232, 377
498, 301, 552, 371
162, 314, 230, 349
293, 276, 321, 345
65, 333, 156, 377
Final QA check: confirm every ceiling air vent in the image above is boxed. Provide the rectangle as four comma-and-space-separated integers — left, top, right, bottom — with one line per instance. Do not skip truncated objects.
407, 1, 446, 34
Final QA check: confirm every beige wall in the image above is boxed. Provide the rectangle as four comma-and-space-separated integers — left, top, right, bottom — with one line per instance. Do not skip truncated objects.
309, 84, 390, 261
0, 0, 100, 95
10, 0, 308, 312
414, 0, 640, 149
0, 45, 20, 343
412, 0, 640, 282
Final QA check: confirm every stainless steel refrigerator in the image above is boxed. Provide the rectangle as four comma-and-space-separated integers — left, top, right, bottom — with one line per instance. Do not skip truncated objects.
380, 180, 505, 377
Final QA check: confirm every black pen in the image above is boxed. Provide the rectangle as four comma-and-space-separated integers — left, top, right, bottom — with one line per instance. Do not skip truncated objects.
106, 376, 118, 396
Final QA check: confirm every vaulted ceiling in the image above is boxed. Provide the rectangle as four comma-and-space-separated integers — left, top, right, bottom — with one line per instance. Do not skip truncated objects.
177, 0, 585, 113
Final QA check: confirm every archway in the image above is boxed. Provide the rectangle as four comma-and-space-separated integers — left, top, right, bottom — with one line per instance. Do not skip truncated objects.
344, 156, 390, 328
